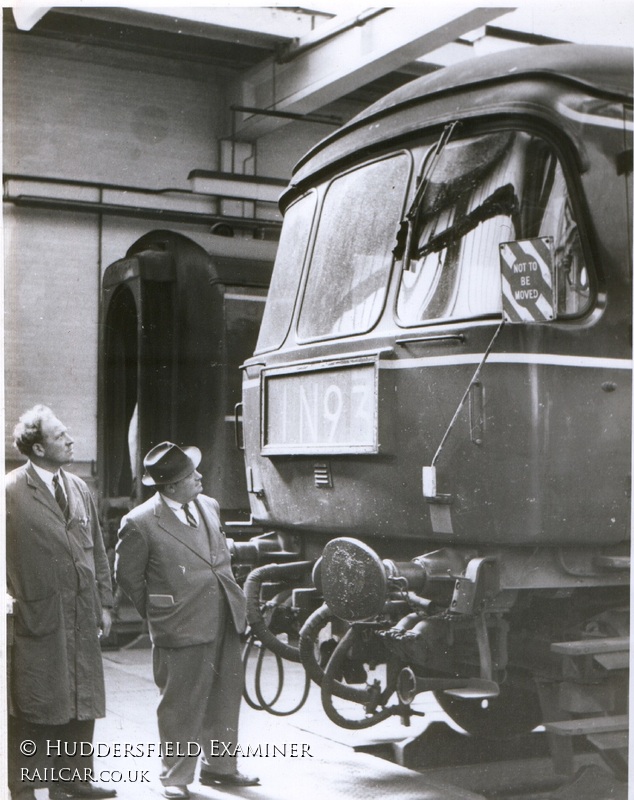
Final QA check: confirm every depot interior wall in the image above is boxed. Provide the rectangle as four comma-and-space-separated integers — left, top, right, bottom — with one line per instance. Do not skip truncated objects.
2, 31, 316, 476
4, 34, 226, 187
4, 205, 99, 467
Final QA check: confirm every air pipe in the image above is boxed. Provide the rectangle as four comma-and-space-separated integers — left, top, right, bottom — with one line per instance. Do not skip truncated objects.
244, 561, 314, 663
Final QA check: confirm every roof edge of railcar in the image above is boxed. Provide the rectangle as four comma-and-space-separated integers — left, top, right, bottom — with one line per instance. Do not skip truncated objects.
286, 44, 632, 196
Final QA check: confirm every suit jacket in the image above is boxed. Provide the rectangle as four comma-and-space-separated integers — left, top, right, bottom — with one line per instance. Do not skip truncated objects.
114, 492, 247, 647
6, 462, 114, 724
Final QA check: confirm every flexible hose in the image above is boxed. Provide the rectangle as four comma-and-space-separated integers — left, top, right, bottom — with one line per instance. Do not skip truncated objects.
298, 603, 372, 703
242, 633, 283, 710
254, 642, 311, 716
298, 604, 333, 686
320, 626, 401, 729
244, 561, 314, 663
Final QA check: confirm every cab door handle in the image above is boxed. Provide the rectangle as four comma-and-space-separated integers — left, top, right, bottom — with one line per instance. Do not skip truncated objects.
234, 402, 244, 451
396, 333, 466, 345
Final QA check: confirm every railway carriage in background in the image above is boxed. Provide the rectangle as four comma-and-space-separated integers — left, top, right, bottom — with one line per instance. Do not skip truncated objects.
98, 229, 272, 571
233, 44, 632, 773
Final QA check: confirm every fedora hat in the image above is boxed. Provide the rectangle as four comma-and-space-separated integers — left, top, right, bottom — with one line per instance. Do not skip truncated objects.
141, 441, 202, 486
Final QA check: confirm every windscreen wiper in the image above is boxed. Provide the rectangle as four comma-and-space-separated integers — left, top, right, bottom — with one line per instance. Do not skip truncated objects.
393, 120, 460, 267
415, 183, 519, 259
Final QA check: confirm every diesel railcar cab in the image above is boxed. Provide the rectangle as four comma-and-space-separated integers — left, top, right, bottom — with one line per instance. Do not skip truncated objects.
238, 45, 631, 745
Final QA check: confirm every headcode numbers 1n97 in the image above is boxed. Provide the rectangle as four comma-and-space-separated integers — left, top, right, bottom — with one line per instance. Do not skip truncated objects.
263, 362, 377, 454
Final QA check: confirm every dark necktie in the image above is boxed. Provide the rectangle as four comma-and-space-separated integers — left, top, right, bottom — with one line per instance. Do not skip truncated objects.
53, 474, 69, 521
182, 502, 197, 527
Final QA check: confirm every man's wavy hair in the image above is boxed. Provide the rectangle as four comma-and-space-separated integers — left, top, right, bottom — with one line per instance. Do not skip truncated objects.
13, 404, 56, 456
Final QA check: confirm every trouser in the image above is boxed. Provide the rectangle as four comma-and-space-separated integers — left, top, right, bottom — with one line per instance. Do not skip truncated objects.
8, 715, 96, 794
152, 601, 243, 787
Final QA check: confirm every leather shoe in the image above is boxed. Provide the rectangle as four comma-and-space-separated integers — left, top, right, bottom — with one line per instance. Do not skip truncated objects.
50, 784, 117, 799
200, 771, 260, 787
162, 787, 190, 799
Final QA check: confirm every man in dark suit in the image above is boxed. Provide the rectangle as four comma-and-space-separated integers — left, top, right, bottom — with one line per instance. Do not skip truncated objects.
6, 405, 116, 800
114, 442, 259, 799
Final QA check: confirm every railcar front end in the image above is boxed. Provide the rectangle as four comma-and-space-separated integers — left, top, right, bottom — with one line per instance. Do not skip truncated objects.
237, 45, 631, 755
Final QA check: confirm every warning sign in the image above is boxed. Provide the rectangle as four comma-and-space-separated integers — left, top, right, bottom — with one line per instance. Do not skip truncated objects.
499, 237, 555, 323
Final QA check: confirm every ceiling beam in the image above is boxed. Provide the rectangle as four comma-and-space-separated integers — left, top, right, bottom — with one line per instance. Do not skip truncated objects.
12, 7, 51, 31
230, 5, 516, 140
51, 6, 328, 48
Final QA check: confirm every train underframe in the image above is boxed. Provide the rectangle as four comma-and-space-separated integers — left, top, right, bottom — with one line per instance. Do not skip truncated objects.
236, 533, 629, 778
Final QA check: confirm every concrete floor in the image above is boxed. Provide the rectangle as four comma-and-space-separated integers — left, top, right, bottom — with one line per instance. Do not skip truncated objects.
29, 643, 484, 800
24, 642, 625, 800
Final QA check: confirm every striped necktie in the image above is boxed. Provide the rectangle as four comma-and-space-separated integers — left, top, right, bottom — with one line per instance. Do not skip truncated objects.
53, 473, 69, 521
182, 502, 197, 527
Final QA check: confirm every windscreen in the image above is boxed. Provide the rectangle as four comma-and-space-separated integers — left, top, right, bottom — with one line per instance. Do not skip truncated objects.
297, 154, 410, 340
256, 192, 316, 352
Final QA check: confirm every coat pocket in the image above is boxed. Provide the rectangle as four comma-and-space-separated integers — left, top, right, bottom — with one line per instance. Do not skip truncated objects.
15, 593, 61, 637
146, 594, 182, 642
73, 518, 93, 548
148, 594, 175, 608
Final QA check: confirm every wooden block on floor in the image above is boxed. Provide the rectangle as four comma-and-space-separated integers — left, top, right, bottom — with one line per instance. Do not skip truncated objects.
551, 638, 629, 656
544, 715, 628, 737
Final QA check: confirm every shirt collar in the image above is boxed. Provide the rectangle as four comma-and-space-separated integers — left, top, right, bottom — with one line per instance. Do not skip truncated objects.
160, 493, 185, 512
31, 461, 62, 492
160, 493, 199, 526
